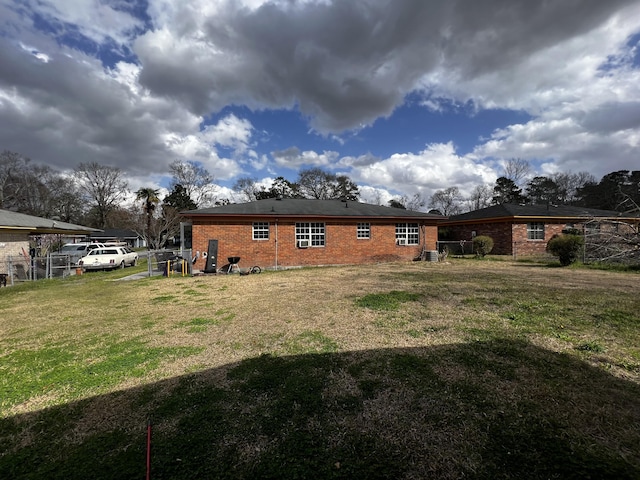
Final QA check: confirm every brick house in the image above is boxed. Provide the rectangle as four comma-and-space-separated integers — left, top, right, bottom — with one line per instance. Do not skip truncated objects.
0, 209, 98, 282
183, 198, 444, 272
440, 203, 640, 257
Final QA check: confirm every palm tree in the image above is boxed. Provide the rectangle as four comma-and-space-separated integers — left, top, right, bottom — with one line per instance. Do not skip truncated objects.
135, 188, 160, 249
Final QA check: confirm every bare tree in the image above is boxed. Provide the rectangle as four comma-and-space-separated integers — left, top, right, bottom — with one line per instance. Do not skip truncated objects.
0, 150, 30, 209
429, 187, 463, 216
400, 193, 426, 211
466, 184, 493, 211
48, 175, 85, 223
0, 151, 86, 221
584, 219, 640, 265
503, 158, 532, 186
126, 204, 182, 250
296, 168, 359, 200
169, 160, 216, 207
233, 177, 261, 202
297, 168, 333, 199
74, 162, 129, 229
551, 171, 597, 205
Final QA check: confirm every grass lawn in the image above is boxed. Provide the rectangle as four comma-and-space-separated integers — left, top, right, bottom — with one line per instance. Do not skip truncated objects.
1, 259, 639, 479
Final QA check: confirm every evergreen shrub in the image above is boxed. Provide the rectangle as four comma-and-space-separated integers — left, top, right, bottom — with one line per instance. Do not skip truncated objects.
472, 235, 494, 257
546, 234, 584, 266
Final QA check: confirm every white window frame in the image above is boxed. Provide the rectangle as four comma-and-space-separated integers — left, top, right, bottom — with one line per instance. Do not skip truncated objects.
395, 223, 419, 245
252, 222, 270, 240
357, 222, 371, 239
527, 222, 545, 240
296, 222, 325, 247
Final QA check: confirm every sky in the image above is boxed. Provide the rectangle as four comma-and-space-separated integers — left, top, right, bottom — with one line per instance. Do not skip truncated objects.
1, 0, 639, 207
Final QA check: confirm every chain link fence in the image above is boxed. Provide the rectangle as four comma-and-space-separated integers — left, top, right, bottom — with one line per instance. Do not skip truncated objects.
436, 240, 475, 257
0, 249, 194, 286
144, 249, 193, 277
1, 253, 78, 285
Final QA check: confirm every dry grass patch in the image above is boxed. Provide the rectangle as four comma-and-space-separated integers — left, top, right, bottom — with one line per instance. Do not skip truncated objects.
1, 260, 639, 478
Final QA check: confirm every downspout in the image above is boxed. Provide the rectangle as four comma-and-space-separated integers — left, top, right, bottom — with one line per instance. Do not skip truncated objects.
275, 219, 279, 271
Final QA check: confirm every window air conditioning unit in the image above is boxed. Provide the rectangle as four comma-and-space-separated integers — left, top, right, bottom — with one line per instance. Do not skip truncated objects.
298, 240, 310, 248
397, 238, 407, 245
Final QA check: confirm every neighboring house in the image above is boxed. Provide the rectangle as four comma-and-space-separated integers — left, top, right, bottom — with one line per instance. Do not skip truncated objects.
182, 198, 444, 272
441, 203, 640, 257
0, 209, 99, 281
90, 228, 146, 248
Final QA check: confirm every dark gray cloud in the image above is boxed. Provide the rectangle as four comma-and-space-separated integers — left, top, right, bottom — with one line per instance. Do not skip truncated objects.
0, 37, 185, 175
135, 0, 637, 133
580, 101, 640, 133
0, 0, 638, 198
441, 0, 634, 77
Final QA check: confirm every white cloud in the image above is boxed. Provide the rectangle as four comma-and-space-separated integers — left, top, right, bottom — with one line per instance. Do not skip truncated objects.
354, 142, 497, 199
272, 147, 339, 169
17, 0, 143, 48
1, 0, 639, 203
200, 114, 253, 154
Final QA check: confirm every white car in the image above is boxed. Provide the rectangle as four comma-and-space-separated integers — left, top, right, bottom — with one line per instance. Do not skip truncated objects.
59, 242, 106, 264
78, 246, 138, 271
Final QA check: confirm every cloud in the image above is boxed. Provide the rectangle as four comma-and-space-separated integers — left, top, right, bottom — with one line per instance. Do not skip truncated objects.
579, 101, 640, 133
0, 0, 639, 204
135, 0, 448, 131
0, 26, 252, 181
8, 0, 144, 52
133, 0, 640, 133
272, 147, 339, 169
353, 142, 496, 198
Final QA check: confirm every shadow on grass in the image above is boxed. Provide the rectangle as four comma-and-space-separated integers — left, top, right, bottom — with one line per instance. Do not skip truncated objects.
1, 339, 639, 479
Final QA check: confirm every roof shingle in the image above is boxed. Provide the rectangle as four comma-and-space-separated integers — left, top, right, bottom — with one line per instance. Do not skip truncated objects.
0, 209, 99, 233
184, 198, 444, 219
446, 203, 639, 222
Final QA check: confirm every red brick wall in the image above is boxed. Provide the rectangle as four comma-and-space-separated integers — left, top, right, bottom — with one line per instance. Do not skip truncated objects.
192, 220, 438, 270
446, 221, 581, 256
511, 222, 567, 256
445, 222, 513, 254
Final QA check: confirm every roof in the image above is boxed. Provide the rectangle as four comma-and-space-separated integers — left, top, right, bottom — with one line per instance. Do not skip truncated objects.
90, 228, 140, 239
183, 198, 444, 221
0, 209, 100, 234
444, 203, 640, 224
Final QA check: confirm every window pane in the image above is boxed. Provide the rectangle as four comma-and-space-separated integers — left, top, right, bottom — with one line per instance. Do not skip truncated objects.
527, 222, 544, 240
296, 222, 325, 246
357, 222, 370, 239
253, 222, 270, 240
395, 223, 419, 245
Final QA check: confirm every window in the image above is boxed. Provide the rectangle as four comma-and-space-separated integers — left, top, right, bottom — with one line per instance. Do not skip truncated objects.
357, 222, 371, 239
395, 223, 419, 245
296, 222, 325, 246
252, 222, 270, 240
527, 222, 545, 240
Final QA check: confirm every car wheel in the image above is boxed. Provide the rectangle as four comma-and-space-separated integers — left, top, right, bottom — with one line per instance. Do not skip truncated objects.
120, 260, 125, 269
132, 258, 137, 266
